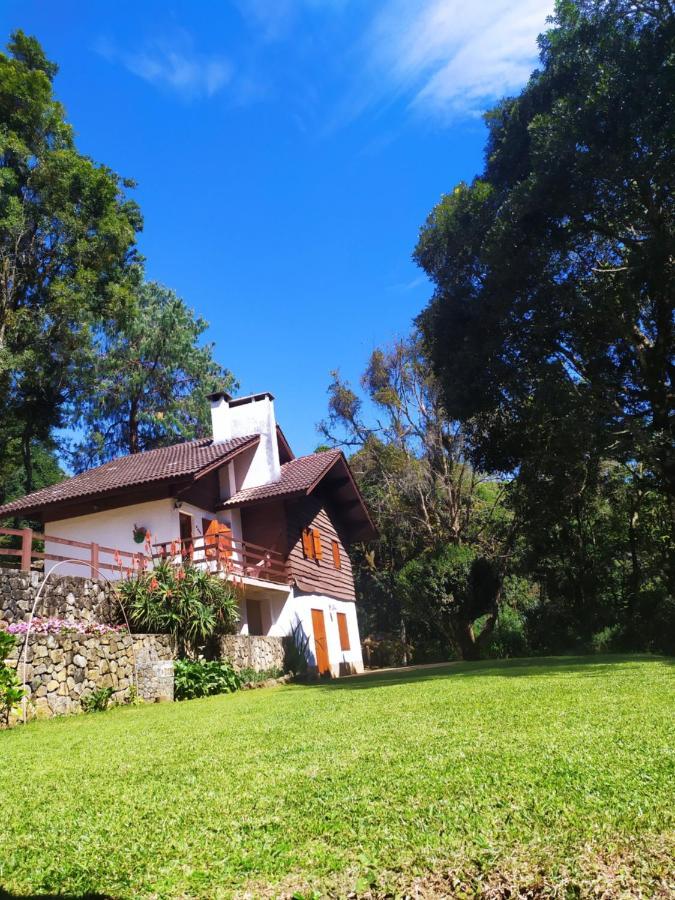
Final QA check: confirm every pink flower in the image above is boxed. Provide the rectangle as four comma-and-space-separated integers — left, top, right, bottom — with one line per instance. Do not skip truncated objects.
149, 577, 159, 591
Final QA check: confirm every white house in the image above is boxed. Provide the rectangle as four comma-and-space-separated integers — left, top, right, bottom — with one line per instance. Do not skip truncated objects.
0, 392, 377, 676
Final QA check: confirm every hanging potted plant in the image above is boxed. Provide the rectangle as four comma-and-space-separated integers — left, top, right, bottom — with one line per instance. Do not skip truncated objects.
133, 524, 149, 544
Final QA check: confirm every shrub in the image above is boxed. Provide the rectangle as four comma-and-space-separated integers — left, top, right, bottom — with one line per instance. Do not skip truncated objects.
174, 658, 241, 700
482, 606, 530, 659
238, 666, 284, 684
118, 560, 240, 656
81, 687, 114, 713
0, 630, 25, 727
590, 624, 625, 654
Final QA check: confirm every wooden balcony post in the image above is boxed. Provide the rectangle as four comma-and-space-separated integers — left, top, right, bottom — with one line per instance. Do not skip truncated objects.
20, 528, 32, 572
91, 542, 99, 578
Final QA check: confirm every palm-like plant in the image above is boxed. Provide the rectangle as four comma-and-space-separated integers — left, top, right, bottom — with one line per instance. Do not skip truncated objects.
118, 561, 240, 657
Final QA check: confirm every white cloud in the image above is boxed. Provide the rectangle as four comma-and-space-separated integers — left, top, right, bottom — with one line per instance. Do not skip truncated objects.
365, 0, 553, 118
96, 33, 232, 100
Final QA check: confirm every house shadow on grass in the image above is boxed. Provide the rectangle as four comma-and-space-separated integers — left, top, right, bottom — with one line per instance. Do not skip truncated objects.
0, 891, 114, 900
314, 654, 674, 692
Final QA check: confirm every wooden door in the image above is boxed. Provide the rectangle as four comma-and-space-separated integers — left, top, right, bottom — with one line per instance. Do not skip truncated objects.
311, 608, 330, 675
246, 599, 264, 636
179, 512, 193, 560
203, 518, 233, 562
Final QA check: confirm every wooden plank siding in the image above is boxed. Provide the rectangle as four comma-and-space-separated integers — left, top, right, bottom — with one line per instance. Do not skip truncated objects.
284, 492, 356, 601
240, 501, 288, 556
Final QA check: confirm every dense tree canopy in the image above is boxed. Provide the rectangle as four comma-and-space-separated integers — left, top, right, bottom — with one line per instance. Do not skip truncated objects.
0, 31, 142, 492
414, 0, 674, 652
416, 0, 674, 507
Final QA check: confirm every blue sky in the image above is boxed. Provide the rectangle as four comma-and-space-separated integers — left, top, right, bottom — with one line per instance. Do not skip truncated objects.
1, 0, 552, 456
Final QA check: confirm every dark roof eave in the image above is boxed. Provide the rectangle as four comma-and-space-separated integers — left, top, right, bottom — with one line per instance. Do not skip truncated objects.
0, 435, 260, 520
219, 450, 378, 542
1, 474, 194, 521
317, 452, 378, 541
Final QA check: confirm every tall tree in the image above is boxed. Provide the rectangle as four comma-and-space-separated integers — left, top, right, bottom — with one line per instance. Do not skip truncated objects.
72, 281, 236, 470
321, 336, 512, 660
416, 0, 674, 625
416, 1, 674, 512
0, 31, 141, 492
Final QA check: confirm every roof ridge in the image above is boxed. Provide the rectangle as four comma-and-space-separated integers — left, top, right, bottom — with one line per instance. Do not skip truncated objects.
282, 447, 341, 467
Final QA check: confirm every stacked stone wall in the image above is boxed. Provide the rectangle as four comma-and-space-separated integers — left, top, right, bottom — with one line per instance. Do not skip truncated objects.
0, 566, 174, 721
5, 632, 174, 719
219, 634, 285, 672
0, 567, 116, 627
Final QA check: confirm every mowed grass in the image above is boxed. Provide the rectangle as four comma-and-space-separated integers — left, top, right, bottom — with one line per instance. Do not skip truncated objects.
0, 656, 673, 899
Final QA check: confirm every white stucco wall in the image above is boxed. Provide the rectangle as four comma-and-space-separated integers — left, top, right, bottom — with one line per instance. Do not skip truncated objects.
43, 500, 236, 579
268, 590, 364, 676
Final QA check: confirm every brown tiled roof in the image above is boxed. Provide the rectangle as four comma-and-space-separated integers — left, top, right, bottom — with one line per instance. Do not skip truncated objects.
0, 435, 259, 517
219, 449, 343, 508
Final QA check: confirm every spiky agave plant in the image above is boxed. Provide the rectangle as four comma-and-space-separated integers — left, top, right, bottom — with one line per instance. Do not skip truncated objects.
118, 560, 240, 657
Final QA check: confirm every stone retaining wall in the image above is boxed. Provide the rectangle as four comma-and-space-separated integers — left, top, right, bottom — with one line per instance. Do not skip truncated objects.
6, 632, 174, 720
219, 634, 285, 672
0, 567, 116, 627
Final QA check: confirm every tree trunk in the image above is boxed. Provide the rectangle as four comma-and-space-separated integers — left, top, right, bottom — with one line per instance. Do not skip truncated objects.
128, 397, 139, 454
454, 619, 481, 661
400, 616, 408, 666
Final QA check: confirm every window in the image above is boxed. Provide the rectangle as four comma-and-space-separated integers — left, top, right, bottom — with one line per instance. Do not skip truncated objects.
337, 612, 350, 651
331, 539, 341, 569
301, 527, 322, 560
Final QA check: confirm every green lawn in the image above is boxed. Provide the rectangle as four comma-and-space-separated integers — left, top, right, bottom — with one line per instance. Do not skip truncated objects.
1, 655, 673, 899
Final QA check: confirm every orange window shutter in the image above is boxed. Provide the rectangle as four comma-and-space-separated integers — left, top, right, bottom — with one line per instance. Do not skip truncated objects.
312, 528, 322, 560
204, 519, 219, 560
217, 523, 233, 559
337, 612, 350, 651
302, 528, 314, 559
331, 539, 341, 569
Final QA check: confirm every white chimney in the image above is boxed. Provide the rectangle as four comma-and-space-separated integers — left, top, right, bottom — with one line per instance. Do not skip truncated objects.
208, 391, 281, 488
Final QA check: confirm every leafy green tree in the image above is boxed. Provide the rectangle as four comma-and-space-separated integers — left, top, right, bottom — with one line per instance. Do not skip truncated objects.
415, 0, 674, 644
72, 281, 235, 469
416, 0, 673, 511
0, 437, 63, 510
0, 31, 141, 492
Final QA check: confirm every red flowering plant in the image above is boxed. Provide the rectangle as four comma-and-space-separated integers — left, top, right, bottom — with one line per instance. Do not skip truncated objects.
117, 559, 240, 657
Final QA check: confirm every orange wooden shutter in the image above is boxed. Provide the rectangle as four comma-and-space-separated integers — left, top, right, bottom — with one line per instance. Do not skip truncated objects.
204, 519, 219, 560
331, 539, 341, 569
302, 528, 314, 559
312, 528, 322, 560
337, 612, 350, 651
217, 523, 233, 559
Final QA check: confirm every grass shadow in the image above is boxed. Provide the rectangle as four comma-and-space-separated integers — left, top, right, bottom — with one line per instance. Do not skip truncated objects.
314, 654, 674, 691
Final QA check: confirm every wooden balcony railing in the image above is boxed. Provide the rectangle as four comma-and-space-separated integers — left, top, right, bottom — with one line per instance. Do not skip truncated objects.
0, 527, 145, 576
152, 534, 290, 585
0, 526, 290, 587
